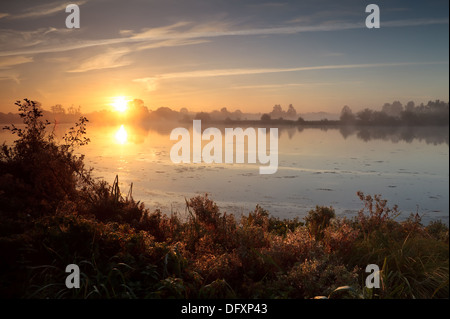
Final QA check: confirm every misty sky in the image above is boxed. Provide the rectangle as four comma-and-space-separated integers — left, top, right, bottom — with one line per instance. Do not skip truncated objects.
0, 0, 448, 114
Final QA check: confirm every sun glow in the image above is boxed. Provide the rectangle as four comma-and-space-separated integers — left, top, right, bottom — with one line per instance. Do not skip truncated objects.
115, 125, 128, 144
112, 96, 129, 113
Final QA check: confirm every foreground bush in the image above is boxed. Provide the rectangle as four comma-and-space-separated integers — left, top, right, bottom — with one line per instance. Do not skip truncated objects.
1, 191, 447, 299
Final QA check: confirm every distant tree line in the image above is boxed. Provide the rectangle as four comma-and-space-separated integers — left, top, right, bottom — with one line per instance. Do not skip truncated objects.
340, 100, 449, 126
1, 99, 448, 126
0, 102, 83, 124
260, 104, 303, 122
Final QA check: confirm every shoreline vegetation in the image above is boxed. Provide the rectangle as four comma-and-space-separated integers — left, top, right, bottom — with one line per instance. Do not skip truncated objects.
1, 99, 449, 127
0, 99, 448, 299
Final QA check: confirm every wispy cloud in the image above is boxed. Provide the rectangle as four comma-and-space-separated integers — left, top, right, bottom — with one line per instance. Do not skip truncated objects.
232, 83, 309, 89
1, 18, 447, 58
4, 1, 87, 20
133, 61, 448, 91
67, 48, 132, 73
0, 23, 208, 58
0, 70, 20, 84
231, 81, 361, 90
382, 18, 450, 27
132, 77, 159, 92
66, 38, 209, 73
136, 39, 210, 52
0, 27, 71, 54
129, 21, 192, 40
0, 56, 33, 68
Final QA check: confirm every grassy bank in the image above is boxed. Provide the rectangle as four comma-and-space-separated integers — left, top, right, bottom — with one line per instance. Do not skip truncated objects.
0, 100, 448, 299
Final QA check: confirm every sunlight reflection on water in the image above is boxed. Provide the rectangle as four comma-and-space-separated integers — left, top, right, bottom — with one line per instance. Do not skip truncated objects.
115, 125, 128, 144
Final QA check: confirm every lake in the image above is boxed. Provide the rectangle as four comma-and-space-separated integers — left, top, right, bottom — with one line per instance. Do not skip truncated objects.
2, 122, 448, 224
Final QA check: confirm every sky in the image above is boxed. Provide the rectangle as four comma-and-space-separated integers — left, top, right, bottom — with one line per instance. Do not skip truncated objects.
0, 0, 448, 114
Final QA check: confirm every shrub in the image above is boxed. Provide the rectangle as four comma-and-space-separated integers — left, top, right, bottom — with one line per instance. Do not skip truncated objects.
80, 176, 146, 224
323, 218, 360, 257
356, 191, 400, 238
0, 99, 91, 216
138, 209, 182, 243
184, 194, 238, 254
376, 236, 449, 299
346, 193, 449, 299
279, 255, 359, 299
426, 220, 449, 243
304, 206, 335, 241
263, 227, 320, 270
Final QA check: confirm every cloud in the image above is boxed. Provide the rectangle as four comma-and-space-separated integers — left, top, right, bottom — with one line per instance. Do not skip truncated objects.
382, 18, 450, 27
230, 81, 360, 90
133, 61, 448, 91
1, 18, 447, 57
128, 17, 447, 41
0, 56, 33, 68
66, 37, 208, 73
5, 1, 87, 20
67, 48, 132, 73
136, 38, 210, 51
132, 77, 159, 92
0, 27, 71, 54
0, 23, 201, 57
126, 20, 366, 41
129, 21, 192, 40
0, 70, 20, 84
232, 83, 308, 89
144, 61, 447, 79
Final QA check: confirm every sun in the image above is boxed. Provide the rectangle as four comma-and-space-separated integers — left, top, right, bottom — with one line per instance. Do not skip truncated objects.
112, 96, 129, 113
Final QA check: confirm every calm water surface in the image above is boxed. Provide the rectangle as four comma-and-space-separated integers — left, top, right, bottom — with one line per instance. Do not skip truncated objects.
2, 123, 448, 224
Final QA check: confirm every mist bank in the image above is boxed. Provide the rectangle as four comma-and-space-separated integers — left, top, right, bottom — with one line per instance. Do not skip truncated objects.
1, 99, 448, 128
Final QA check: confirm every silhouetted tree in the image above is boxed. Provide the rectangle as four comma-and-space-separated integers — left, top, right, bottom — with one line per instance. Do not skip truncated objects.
286, 104, 297, 119
149, 107, 179, 120
195, 112, 211, 122
51, 104, 65, 114
297, 116, 305, 124
382, 101, 403, 118
357, 108, 374, 123
128, 99, 150, 121
340, 105, 356, 123
232, 109, 243, 121
261, 113, 271, 121
270, 104, 283, 119
405, 101, 415, 112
